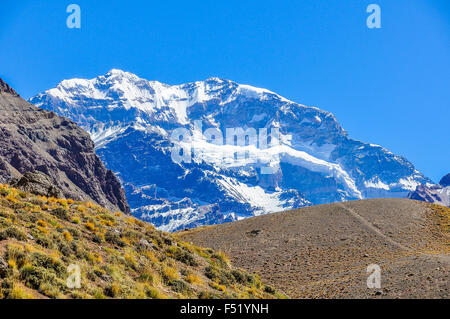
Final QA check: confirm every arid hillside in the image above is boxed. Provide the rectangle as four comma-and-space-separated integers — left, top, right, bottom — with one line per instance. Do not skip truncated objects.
178, 198, 449, 298
0, 184, 281, 299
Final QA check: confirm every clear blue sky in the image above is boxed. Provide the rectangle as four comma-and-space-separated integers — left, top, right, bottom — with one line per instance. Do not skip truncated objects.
1, 0, 449, 182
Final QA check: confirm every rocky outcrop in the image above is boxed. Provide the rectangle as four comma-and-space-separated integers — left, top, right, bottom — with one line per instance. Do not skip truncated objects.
0, 256, 7, 278
408, 174, 450, 207
9, 171, 62, 198
0, 78, 129, 213
0, 78, 19, 97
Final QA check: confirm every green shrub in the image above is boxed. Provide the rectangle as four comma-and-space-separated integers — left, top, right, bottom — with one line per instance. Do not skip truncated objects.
32, 232, 54, 249
170, 279, 191, 294
105, 231, 125, 247
51, 207, 68, 220
6, 244, 27, 268
198, 291, 222, 299
231, 269, 247, 284
145, 286, 166, 299
92, 234, 103, 243
122, 230, 142, 241
204, 266, 234, 286
67, 227, 80, 239
231, 269, 260, 287
211, 252, 230, 268
0, 188, 11, 196
167, 246, 198, 266
38, 282, 60, 298
264, 285, 276, 294
5, 227, 27, 241
20, 265, 57, 291
30, 252, 65, 276
104, 283, 120, 297
93, 289, 106, 299
57, 241, 72, 256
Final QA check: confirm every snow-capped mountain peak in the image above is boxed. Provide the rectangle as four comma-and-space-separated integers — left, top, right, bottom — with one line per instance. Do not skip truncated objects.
29, 70, 432, 231
34, 70, 299, 126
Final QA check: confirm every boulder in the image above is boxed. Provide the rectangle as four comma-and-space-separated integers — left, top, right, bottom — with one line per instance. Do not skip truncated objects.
9, 171, 62, 198
0, 256, 8, 278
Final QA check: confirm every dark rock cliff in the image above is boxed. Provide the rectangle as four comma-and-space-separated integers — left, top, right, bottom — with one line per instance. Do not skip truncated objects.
0, 78, 129, 213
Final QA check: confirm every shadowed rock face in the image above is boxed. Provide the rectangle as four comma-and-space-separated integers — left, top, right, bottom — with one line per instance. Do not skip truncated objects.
0, 78, 19, 97
407, 173, 450, 207
440, 174, 450, 187
0, 78, 129, 213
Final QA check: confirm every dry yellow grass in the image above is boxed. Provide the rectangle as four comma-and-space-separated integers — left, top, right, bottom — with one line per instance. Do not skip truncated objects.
0, 184, 280, 299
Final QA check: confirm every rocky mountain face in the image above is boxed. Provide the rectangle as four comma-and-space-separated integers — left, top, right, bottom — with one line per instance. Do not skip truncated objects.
408, 173, 450, 207
0, 78, 19, 96
29, 70, 432, 230
0, 78, 129, 213
439, 174, 450, 187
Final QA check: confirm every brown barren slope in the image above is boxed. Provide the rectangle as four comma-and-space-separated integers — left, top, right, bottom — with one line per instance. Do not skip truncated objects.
178, 198, 449, 298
